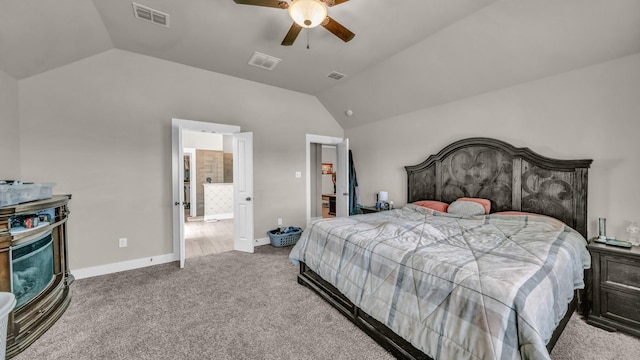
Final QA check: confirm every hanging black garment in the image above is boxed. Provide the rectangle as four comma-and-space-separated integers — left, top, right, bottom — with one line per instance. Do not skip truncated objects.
348, 150, 360, 215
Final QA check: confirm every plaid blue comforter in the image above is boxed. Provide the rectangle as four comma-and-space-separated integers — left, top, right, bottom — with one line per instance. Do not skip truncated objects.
289, 204, 590, 360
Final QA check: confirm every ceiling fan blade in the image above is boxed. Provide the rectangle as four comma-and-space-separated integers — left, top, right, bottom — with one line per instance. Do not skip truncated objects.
233, 0, 288, 9
325, 0, 349, 6
281, 22, 302, 46
321, 16, 355, 42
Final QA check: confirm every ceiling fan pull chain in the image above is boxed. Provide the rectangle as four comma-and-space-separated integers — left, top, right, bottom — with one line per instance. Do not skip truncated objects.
307, 29, 310, 49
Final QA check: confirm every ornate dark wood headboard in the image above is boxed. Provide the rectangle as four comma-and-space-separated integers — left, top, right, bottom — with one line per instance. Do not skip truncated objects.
405, 137, 593, 238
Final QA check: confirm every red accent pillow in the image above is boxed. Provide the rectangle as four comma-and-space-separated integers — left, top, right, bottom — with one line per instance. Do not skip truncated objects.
413, 200, 448, 213
456, 197, 491, 214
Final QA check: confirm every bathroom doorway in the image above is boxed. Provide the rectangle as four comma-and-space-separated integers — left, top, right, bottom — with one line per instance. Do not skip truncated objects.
182, 131, 234, 259
172, 118, 254, 268
306, 134, 349, 226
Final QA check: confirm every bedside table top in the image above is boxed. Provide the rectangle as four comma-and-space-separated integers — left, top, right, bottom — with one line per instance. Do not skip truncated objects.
588, 240, 640, 257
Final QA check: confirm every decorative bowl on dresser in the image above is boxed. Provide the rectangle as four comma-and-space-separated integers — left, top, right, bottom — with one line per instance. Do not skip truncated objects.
0, 195, 73, 358
587, 241, 640, 337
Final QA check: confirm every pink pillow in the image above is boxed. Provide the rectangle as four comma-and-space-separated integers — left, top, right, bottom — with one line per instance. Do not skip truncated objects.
456, 197, 491, 214
413, 200, 448, 213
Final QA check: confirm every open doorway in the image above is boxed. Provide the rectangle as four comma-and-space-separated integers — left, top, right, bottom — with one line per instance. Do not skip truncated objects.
184, 218, 234, 257
306, 134, 348, 226
182, 131, 234, 259
318, 145, 337, 219
172, 118, 254, 268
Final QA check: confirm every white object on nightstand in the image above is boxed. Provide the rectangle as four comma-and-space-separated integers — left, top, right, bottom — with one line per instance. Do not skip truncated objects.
0, 292, 16, 360
627, 221, 639, 246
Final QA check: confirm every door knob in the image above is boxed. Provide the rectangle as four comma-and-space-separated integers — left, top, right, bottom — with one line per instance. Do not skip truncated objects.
246, 197, 252, 201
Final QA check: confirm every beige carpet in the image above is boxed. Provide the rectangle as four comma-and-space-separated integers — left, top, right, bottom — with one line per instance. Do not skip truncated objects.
12, 245, 640, 360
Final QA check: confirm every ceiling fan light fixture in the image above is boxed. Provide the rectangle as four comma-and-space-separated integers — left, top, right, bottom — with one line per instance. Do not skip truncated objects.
288, 0, 327, 28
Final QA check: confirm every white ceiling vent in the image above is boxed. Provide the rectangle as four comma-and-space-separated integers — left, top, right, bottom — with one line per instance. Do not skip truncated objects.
132, 3, 169, 27
327, 71, 346, 80
248, 52, 282, 71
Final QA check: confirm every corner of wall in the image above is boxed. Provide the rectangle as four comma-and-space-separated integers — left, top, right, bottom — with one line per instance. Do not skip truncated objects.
0, 69, 21, 179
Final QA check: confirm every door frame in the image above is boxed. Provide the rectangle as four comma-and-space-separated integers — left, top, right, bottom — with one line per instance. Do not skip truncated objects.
172, 118, 246, 268
305, 134, 349, 225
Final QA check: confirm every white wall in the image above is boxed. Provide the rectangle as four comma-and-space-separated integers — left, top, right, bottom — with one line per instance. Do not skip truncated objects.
0, 70, 20, 180
18, 49, 343, 270
183, 131, 223, 150
346, 53, 640, 240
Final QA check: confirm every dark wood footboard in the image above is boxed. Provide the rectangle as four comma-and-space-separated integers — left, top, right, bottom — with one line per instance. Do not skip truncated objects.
298, 262, 431, 359
298, 262, 577, 359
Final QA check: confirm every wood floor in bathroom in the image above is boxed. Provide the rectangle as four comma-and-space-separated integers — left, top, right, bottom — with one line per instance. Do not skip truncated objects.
184, 217, 234, 258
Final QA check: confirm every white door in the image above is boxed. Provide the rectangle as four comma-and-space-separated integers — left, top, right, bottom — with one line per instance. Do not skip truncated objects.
171, 120, 186, 268
335, 139, 349, 217
233, 132, 254, 253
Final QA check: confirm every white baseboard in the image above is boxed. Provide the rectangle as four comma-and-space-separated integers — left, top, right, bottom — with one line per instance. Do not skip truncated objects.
73, 238, 271, 279
72, 253, 178, 280
204, 213, 233, 221
254, 237, 270, 246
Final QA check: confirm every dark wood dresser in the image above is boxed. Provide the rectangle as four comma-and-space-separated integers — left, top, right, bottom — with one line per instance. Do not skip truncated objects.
587, 241, 640, 337
322, 194, 336, 216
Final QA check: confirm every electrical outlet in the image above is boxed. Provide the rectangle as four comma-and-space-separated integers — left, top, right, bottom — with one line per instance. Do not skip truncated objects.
278, 218, 283, 225
119, 238, 127, 248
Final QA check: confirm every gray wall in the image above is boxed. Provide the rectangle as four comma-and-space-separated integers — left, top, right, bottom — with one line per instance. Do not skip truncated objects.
17, 49, 343, 270
346, 53, 640, 240
0, 70, 20, 180
7, 45, 640, 271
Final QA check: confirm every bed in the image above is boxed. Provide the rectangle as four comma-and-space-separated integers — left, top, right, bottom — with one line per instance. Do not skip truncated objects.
289, 137, 593, 360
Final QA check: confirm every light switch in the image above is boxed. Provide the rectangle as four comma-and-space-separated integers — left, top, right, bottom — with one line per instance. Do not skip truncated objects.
295, 171, 302, 178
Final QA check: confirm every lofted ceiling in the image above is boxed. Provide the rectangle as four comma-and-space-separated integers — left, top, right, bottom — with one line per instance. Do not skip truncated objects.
1, 0, 639, 128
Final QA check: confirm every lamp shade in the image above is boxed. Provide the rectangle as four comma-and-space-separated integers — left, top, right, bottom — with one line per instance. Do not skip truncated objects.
288, 0, 327, 28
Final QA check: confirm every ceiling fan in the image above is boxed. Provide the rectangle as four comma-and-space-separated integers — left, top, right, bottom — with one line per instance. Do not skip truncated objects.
234, 0, 355, 46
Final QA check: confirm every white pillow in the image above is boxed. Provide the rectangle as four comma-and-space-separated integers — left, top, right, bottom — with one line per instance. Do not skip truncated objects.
447, 200, 485, 217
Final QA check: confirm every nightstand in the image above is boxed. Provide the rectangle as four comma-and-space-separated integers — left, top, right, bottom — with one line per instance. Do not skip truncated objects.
360, 206, 389, 214
322, 194, 336, 216
587, 241, 640, 337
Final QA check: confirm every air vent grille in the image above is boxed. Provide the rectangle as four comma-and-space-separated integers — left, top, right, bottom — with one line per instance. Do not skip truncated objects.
248, 52, 282, 71
132, 2, 169, 27
328, 71, 346, 80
